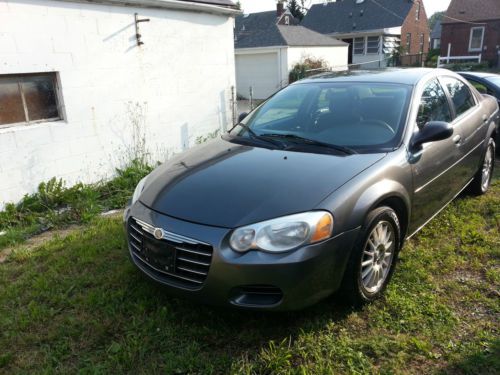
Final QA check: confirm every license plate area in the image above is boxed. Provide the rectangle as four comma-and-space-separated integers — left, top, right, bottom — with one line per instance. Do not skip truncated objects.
142, 237, 176, 273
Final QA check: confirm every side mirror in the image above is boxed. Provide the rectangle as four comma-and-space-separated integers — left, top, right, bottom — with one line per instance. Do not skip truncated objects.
411, 121, 453, 148
238, 112, 248, 123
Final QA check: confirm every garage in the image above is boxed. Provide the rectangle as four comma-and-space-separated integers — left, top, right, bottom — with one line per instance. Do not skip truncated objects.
236, 52, 280, 100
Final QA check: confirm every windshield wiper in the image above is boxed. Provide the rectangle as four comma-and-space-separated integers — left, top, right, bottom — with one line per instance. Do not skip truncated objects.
235, 124, 283, 148
259, 133, 356, 155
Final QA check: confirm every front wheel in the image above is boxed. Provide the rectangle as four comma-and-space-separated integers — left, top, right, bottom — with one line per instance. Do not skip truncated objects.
470, 138, 495, 195
340, 206, 401, 306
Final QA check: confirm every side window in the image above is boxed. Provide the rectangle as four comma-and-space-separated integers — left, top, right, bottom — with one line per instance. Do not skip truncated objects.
417, 79, 452, 128
442, 77, 476, 117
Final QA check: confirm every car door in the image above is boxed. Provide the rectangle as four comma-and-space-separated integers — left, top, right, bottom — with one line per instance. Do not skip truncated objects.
440, 76, 488, 182
409, 78, 462, 232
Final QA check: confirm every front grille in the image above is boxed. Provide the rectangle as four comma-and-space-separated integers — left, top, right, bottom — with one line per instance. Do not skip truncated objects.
230, 285, 283, 307
128, 217, 213, 289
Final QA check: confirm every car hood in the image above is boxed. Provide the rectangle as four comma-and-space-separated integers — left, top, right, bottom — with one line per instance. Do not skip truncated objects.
140, 138, 386, 228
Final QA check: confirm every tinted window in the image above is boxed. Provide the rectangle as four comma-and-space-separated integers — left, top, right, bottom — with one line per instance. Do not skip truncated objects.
234, 82, 411, 151
417, 79, 452, 128
485, 76, 500, 87
442, 77, 476, 117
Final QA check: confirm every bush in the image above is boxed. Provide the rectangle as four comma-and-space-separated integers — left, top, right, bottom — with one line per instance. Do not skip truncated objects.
289, 57, 329, 83
0, 159, 154, 246
441, 61, 490, 72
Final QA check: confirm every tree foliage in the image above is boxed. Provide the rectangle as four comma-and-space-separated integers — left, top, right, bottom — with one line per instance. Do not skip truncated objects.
428, 11, 444, 30
286, 0, 305, 21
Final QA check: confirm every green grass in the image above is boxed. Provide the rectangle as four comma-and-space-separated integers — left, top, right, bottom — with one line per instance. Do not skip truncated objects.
0, 169, 498, 374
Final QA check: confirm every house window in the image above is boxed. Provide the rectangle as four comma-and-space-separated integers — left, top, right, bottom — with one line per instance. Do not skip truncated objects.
469, 27, 485, 52
354, 37, 365, 55
366, 36, 380, 54
419, 33, 425, 53
406, 33, 411, 54
0, 73, 61, 127
284, 15, 290, 25
416, 1, 420, 21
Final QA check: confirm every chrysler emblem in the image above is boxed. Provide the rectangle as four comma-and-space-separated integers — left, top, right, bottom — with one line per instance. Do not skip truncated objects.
153, 228, 164, 240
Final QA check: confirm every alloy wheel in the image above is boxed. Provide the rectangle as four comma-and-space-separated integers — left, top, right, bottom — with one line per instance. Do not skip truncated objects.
360, 220, 395, 294
481, 145, 494, 192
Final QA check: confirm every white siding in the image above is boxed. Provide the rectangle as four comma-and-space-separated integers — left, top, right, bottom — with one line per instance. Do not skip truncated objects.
0, 0, 236, 207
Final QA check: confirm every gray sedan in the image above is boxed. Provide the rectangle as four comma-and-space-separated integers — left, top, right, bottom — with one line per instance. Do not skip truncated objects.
125, 68, 498, 310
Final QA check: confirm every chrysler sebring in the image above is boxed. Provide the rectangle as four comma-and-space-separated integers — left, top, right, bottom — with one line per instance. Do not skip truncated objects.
124, 69, 497, 310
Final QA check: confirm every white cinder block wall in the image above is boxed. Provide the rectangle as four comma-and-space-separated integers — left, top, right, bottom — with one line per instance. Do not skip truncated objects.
0, 0, 237, 207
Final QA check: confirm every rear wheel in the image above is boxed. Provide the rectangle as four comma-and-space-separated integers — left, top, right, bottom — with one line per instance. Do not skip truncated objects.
340, 206, 401, 306
470, 138, 495, 195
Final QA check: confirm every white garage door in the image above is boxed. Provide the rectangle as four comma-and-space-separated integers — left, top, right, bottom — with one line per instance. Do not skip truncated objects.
236, 53, 280, 100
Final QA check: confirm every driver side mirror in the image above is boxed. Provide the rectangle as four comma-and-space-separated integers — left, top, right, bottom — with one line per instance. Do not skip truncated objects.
411, 121, 453, 149
238, 112, 248, 123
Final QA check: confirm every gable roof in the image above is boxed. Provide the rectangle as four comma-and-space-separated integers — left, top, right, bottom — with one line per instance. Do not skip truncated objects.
431, 20, 442, 39
442, 0, 500, 24
302, 0, 414, 35
235, 11, 346, 49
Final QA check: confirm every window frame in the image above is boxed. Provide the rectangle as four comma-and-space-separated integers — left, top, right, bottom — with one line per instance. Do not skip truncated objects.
353, 37, 366, 55
468, 26, 485, 52
419, 33, 425, 54
405, 33, 411, 54
366, 35, 381, 54
0, 72, 63, 129
416, 78, 453, 129
416, 1, 420, 21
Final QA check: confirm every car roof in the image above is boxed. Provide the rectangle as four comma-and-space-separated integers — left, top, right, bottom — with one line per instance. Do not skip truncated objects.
296, 68, 449, 86
458, 71, 500, 79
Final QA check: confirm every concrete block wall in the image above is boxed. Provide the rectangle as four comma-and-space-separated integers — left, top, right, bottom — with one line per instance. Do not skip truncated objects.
0, 0, 236, 207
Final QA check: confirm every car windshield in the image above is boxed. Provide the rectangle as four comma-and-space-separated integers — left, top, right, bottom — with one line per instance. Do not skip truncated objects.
230, 82, 411, 153
485, 76, 500, 87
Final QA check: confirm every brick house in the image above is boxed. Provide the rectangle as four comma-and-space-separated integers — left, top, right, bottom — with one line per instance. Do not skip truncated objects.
440, 0, 500, 66
302, 0, 430, 68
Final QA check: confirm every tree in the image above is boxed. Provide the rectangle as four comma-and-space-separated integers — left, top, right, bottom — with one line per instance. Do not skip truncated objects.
428, 11, 444, 30
235, 1, 241, 10
286, 0, 306, 21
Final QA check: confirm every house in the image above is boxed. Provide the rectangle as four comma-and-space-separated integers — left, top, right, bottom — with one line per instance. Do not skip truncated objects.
0, 0, 239, 207
302, 0, 430, 68
440, 0, 500, 66
431, 20, 442, 50
234, 4, 348, 100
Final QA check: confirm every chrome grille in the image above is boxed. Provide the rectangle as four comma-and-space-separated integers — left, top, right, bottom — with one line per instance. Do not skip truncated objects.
128, 217, 213, 289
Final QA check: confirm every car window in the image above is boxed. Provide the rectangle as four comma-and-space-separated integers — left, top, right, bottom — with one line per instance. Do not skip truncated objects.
467, 78, 489, 94
252, 87, 309, 126
234, 82, 411, 152
417, 79, 452, 128
484, 76, 500, 89
441, 77, 476, 117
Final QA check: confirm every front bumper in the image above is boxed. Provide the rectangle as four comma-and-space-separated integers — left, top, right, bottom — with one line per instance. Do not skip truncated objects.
124, 202, 359, 311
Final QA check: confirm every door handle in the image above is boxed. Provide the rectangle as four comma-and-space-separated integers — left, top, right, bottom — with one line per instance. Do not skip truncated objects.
453, 134, 462, 144
483, 114, 488, 123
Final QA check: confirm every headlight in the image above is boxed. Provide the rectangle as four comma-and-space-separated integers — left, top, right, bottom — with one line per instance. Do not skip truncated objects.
131, 176, 148, 205
230, 211, 333, 253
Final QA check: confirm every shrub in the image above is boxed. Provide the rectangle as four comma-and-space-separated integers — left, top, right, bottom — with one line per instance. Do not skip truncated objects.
441, 61, 490, 72
289, 57, 329, 83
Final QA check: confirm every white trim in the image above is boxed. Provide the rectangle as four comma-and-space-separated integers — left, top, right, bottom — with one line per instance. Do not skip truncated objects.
468, 26, 485, 52
235, 46, 284, 54
51, 0, 241, 16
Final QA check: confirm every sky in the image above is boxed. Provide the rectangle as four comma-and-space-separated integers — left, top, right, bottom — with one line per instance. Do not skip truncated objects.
238, 0, 452, 17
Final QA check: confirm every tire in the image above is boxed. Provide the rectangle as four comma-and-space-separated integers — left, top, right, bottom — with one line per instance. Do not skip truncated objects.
470, 138, 495, 196
340, 206, 401, 306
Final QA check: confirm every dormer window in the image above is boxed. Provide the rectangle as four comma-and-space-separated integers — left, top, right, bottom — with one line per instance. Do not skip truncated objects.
285, 15, 290, 25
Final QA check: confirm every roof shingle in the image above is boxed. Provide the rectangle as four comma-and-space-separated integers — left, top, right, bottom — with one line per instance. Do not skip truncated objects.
442, 0, 500, 24
301, 0, 414, 35
235, 11, 346, 49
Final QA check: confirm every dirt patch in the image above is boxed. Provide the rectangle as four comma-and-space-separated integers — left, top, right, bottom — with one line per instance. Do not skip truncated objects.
0, 225, 82, 264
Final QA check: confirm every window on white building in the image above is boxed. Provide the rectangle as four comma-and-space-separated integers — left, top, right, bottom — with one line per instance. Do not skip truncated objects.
354, 37, 365, 55
0, 73, 62, 127
367, 36, 380, 54
469, 27, 485, 52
